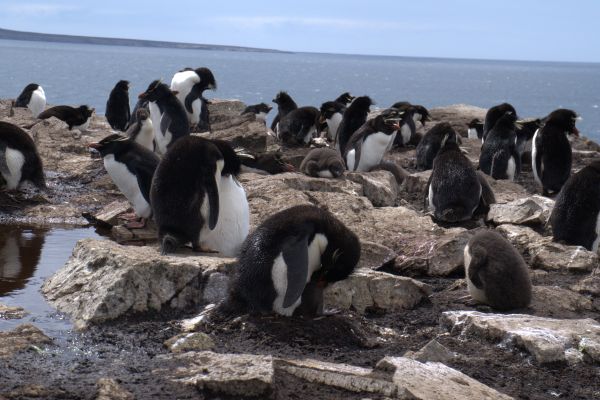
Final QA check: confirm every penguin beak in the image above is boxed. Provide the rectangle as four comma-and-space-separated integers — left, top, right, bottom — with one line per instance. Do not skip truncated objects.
572, 127, 580, 136
171, 90, 179, 96
88, 143, 100, 149
319, 115, 326, 124
138, 92, 147, 99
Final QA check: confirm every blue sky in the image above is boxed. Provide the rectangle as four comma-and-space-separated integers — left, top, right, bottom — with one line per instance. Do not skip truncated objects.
1, 0, 598, 62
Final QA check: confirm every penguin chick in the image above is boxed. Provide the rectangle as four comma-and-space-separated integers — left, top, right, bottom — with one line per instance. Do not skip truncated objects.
277, 106, 320, 146
238, 151, 295, 175
479, 111, 521, 181
105, 80, 131, 131
482, 103, 516, 142
336, 96, 373, 154
150, 136, 223, 255
532, 108, 579, 196
241, 103, 272, 123
38, 105, 95, 131
467, 118, 483, 139
0, 121, 45, 190
550, 160, 600, 251
415, 122, 456, 171
228, 204, 360, 317
271, 91, 298, 132
89, 134, 159, 228
300, 148, 345, 178
14, 83, 46, 117
464, 230, 532, 310
345, 108, 402, 172
125, 108, 155, 152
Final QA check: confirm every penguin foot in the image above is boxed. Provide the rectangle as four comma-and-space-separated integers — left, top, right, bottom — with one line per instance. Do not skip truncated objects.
125, 218, 146, 229
191, 244, 219, 254
120, 212, 139, 221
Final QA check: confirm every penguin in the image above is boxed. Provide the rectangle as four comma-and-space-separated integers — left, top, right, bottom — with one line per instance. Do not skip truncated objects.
391, 102, 429, 127
479, 110, 521, 181
393, 106, 418, 147
238, 151, 295, 175
125, 108, 155, 152
550, 160, 600, 251
344, 108, 403, 172
336, 96, 373, 153
334, 92, 354, 107
515, 118, 542, 160
300, 148, 345, 178
463, 230, 532, 310
150, 135, 223, 255
241, 103, 272, 123
198, 140, 249, 257
532, 108, 579, 196
319, 101, 345, 143
128, 97, 149, 126
277, 106, 320, 146
138, 80, 190, 156
415, 122, 456, 171
271, 91, 298, 133
425, 130, 495, 223
0, 121, 45, 190
227, 204, 360, 316
105, 80, 131, 131
14, 83, 46, 117
38, 105, 94, 131
467, 118, 483, 140
89, 134, 160, 228
482, 103, 516, 142
170, 67, 216, 128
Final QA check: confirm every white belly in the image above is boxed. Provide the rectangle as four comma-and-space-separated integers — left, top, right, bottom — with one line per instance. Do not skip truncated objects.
103, 155, 151, 218
317, 170, 334, 178
271, 233, 328, 316
255, 112, 267, 122
200, 175, 249, 257
326, 113, 343, 142
507, 156, 516, 181
73, 117, 91, 132
148, 102, 164, 154
303, 126, 316, 144
2, 147, 25, 190
531, 129, 542, 186
400, 124, 411, 145
345, 149, 356, 171
464, 245, 488, 303
171, 71, 200, 125
29, 87, 46, 117
154, 114, 173, 156
467, 128, 478, 139
135, 120, 155, 152
592, 213, 600, 252
356, 132, 395, 172
427, 183, 435, 213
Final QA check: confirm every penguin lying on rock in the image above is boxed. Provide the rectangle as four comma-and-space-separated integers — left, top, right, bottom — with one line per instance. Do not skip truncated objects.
38, 105, 95, 131
300, 148, 345, 178
241, 103, 272, 123
227, 205, 360, 317
237, 150, 295, 175
14, 83, 46, 117
0, 121, 46, 190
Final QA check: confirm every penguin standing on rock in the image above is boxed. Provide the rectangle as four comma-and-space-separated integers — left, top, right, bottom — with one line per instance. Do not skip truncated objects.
336, 96, 373, 153
300, 148, 345, 178
0, 121, 45, 190
532, 108, 579, 196
238, 151, 295, 175
319, 101, 345, 143
227, 205, 360, 316
277, 106, 320, 146
38, 105, 94, 131
515, 118, 542, 161
463, 230, 532, 310
425, 129, 495, 223
89, 134, 159, 228
482, 103, 516, 142
334, 92, 354, 107
241, 103, 272, 123
105, 80, 131, 131
14, 83, 46, 117
271, 91, 297, 133
138, 80, 189, 155
151, 136, 223, 255
125, 109, 155, 152
467, 119, 483, 140
170, 67, 216, 129
479, 110, 521, 181
550, 160, 600, 251
344, 108, 403, 172
416, 122, 456, 171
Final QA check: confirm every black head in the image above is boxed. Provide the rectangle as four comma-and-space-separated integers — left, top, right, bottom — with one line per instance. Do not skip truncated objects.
78, 105, 95, 118
195, 67, 217, 91
413, 105, 430, 123
329, 161, 345, 178
391, 101, 411, 111
545, 108, 579, 136
21, 83, 40, 93
319, 101, 345, 119
438, 124, 458, 148
426, 122, 454, 139
139, 80, 170, 101
371, 108, 403, 133
254, 103, 272, 113
349, 96, 373, 111
89, 134, 130, 157
319, 216, 361, 284
115, 80, 130, 91
273, 91, 293, 105
136, 108, 150, 122
468, 118, 482, 128
496, 109, 517, 126
211, 140, 241, 176
335, 92, 354, 105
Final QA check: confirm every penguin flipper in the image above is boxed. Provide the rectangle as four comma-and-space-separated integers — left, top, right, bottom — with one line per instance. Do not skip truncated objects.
270, 115, 280, 132
206, 173, 220, 230
467, 243, 487, 289
424, 173, 434, 211
184, 86, 200, 114
353, 141, 363, 171
476, 171, 496, 207
534, 133, 544, 179
281, 234, 309, 309
160, 113, 172, 135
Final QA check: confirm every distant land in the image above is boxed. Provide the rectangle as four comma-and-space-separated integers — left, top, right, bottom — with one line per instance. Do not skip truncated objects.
0, 27, 289, 54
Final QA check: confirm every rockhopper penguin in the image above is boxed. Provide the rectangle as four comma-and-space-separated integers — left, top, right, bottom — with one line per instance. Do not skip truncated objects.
0, 121, 45, 190
14, 83, 46, 117
105, 80, 131, 131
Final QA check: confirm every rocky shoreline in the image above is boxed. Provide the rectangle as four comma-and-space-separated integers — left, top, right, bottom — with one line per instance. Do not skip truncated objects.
1, 99, 599, 399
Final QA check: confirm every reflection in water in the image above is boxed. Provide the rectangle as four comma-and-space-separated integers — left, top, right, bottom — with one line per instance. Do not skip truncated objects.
0, 226, 47, 296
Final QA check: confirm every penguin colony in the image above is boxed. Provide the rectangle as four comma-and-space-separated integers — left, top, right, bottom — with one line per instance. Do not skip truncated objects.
2, 70, 592, 315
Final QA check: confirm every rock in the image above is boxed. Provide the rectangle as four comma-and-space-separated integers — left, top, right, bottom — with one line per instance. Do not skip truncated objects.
404, 339, 457, 364
531, 286, 594, 316
4, 384, 66, 399
428, 104, 487, 137
324, 268, 432, 313
427, 229, 475, 276
111, 224, 157, 244
441, 311, 600, 364
41, 239, 236, 329
487, 196, 554, 226
570, 274, 600, 296
164, 332, 215, 353
483, 177, 531, 204
156, 351, 274, 397
399, 170, 430, 194
86, 200, 131, 227
374, 356, 513, 399
0, 324, 52, 358
207, 99, 247, 124
346, 170, 399, 207
200, 119, 268, 153
359, 240, 397, 270
96, 378, 134, 400
0, 303, 28, 320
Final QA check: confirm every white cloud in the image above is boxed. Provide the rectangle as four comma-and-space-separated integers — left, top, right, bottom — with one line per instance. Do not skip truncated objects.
5, 3, 79, 16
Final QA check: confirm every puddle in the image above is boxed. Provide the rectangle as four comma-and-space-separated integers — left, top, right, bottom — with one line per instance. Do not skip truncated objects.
0, 226, 101, 335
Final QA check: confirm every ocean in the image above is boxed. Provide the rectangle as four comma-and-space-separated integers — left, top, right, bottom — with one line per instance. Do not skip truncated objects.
1, 38, 599, 140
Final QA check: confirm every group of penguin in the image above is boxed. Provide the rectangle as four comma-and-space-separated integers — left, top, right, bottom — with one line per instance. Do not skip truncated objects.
1, 68, 598, 316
